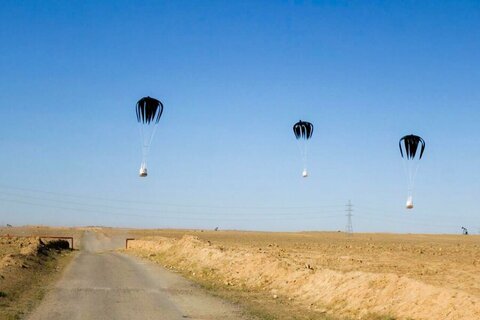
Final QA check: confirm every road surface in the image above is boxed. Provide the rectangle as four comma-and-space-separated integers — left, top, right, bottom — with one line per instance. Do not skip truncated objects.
27, 230, 249, 320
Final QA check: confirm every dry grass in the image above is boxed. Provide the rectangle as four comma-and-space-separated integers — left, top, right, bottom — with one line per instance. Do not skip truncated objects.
126, 229, 480, 320
0, 227, 77, 319
0, 226, 84, 249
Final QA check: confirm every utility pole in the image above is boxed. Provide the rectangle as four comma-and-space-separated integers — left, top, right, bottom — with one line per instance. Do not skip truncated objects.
345, 200, 353, 235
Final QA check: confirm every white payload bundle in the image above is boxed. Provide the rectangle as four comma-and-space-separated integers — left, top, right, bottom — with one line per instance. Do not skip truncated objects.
302, 169, 308, 178
139, 164, 148, 177
405, 195, 413, 209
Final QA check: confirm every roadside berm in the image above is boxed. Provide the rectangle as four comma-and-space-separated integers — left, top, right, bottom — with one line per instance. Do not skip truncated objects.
0, 236, 72, 319
128, 234, 480, 320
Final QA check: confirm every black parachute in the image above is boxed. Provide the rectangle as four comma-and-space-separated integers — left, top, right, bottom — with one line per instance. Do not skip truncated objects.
399, 135, 425, 160
136, 96, 163, 124
293, 120, 314, 140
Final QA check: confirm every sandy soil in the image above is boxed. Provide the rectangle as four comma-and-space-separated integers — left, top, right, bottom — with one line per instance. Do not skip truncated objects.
0, 232, 72, 319
0, 226, 84, 250
0, 236, 40, 271
126, 230, 480, 320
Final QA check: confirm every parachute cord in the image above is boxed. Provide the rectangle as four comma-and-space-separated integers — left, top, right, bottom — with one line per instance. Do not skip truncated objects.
402, 159, 412, 199
296, 139, 308, 173
141, 145, 148, 169
139, 123, 159, 169
138, 125, 146, 168
402, 159, 421, 200
409, 162, 421, 197
147, 123, 159, 149
303, 139, 308, 172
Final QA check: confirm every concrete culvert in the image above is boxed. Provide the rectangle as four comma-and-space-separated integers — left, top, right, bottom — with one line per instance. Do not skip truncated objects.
45, 240, 71, 250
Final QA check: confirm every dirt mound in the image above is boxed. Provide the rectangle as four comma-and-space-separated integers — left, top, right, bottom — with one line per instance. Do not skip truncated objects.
1, 236, 71, 275
129, 235, 480, 320
0, 237, 40, 270
0, 236, 72, 319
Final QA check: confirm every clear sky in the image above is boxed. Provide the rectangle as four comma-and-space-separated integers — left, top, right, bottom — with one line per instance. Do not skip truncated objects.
0, 1, 479, 233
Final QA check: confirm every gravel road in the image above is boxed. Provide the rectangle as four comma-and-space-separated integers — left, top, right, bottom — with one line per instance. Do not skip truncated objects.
27, 230, 249, 320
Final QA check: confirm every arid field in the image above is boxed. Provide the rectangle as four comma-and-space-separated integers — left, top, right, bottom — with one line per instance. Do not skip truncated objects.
0, 227, 76, 319
1, 227, 478, 320
126, 229, 480, 320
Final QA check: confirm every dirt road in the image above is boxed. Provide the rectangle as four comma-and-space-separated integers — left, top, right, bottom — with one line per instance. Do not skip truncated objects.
27, 230, 249, 320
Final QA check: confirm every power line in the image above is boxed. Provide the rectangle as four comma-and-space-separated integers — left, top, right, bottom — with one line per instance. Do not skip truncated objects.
0, 195, 346, 220
0, 193, 345, 217
0, 185, 463, 228
0, 185, 344, 210
345, 200, 353, 235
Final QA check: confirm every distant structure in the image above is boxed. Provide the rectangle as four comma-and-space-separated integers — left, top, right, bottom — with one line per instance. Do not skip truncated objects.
345, 200, 353, 235
461, 226, 468, 235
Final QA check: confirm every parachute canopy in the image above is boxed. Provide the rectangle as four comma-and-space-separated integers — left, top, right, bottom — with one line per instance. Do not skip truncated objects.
293, 120, 314, 140
136, 96, 163, 124
399, 134, 425, 160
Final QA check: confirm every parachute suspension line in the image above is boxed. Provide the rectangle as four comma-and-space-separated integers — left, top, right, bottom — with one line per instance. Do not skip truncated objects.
402, 159, 419, 201
138, 125, 147, 167
302, 138, 308, 172
401, 158, 409, 190
139, 123, 159, 170
138, 125, 148, 176
409, 162, 421, 197
296, 138, 308, 176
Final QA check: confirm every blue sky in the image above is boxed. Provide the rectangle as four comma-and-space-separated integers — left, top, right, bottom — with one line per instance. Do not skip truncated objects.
0, 1, 479, 233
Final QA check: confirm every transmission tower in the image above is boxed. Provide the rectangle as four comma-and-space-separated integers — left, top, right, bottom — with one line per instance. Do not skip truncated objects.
345, 200, 353, 235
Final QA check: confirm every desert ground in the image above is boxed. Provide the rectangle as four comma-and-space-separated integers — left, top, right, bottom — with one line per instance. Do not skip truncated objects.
1, 227, 479, 320
126, 229, 480, 320
0, 227, 76, 319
